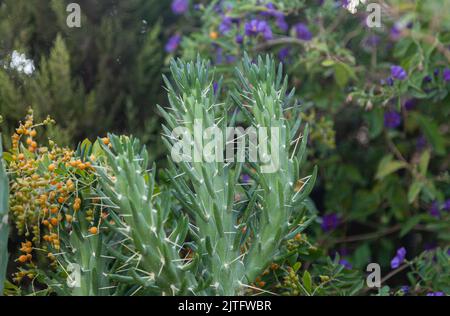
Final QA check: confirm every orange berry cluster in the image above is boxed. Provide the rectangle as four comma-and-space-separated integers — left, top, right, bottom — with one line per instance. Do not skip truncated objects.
8, 111, 99, 265
17, 241, 33, 264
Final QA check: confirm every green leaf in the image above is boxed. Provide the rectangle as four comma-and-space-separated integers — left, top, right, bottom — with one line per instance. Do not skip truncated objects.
419, 150, 430, 176
302, 270, 312, 293
408, 180, 424, 203
375, 155, 407, 180
415, 114, 445, 155
400, 215, 422, 237
321, 59, 335, 67
333, 62, 356, 88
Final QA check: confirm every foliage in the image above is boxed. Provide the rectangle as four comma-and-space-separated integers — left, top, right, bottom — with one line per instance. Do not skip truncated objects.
0, 0, 449, 297
0, 0, 170, 153
166, 0, 450, 295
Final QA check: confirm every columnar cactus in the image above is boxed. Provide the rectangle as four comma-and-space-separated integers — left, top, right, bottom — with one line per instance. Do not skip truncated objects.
0, 136, 9, 296
97, 135, 199, 295
96, 55, 315, 296
158, 55, 316, 295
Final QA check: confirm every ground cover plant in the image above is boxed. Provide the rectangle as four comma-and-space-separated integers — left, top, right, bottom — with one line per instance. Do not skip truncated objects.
0, 0, 449, 296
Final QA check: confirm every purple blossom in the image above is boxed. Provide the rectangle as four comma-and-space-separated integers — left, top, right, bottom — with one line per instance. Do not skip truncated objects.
235, 34, 244, 44
219, 16, 233, 33
242, 174, 251, 183
429, 201, 440, 218
384, 111, 401, 129
416, 135, 427, 151
391, 65, 408, 80
423, 75, 432, 83
427, 292, 445, 296
364, 35, 380, 48
400, 286, 410, 294
443, 68, 450, 82
244, 19, 273, 40
278, 47, 290, 62
390, 24, 402, 40
171, 0, 189, 15
404, 99, 417, 111
443, 199, 450, 211
165, 34, 182, 53
276, 16, 288, 32
294, 23, 312, 41
386, 77, 394, 86
321, 213, 339, 232
390, 247, 406, 269
339, 259, 352, 270
213, 82, 219, 94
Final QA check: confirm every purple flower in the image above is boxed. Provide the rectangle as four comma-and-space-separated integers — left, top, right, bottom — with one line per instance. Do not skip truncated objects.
390, 247, 406, 269
242, 174, 251, 184
423, 75, 432, 83
165, 34, 181, 53
365, 35, 380, 48
235, 34, 244, 44
294, 23, 312, 41
339, 259, 352, 270
391, 66, 408, 80
443, 68, 450, 82
400, 286, 410, 294
391, 65, 407, 80
443, 199, 450, 212
278, 47, 290, 61
404, 99, 417, 111
276, 16, 288, 32
226, 55, 237, 64
213, 82, 219, 94
219, 16, 233, 33
244, 19, 273, 40
427, 292, 445, 296
390, 24, 402, 40
386, 77, 394, 86
321, 213, 339, 232
384, 111, 401, 129
416, 135, 427, 151
429, 201, 440, 218
171, 0, 189, 15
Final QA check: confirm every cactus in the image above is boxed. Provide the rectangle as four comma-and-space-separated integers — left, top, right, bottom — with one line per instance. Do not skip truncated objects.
0, 136, 9, 296
97, 135, 199, 295
96, 55, 316, 296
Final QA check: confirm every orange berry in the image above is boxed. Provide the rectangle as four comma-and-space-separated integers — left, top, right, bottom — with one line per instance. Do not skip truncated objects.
18, 153, 25, 160
57, 196, 66, 204
294, 233, 302, 241
102, 137, 110, 145
209, 31, 218, 39
31, 141, 37, 148
26, 254, 32, 261
258, 281, 266, 288
26, 138, 32, 145
30, 130, 37, 137
42, 220, 50, 226
78, 163, 86, 170
48, 164, 56, 172
18, 255, 28, 263
89, 227, 98, 235
65, 214, 73, 223
50, 218, 58, 226
50, 206, 58, 214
